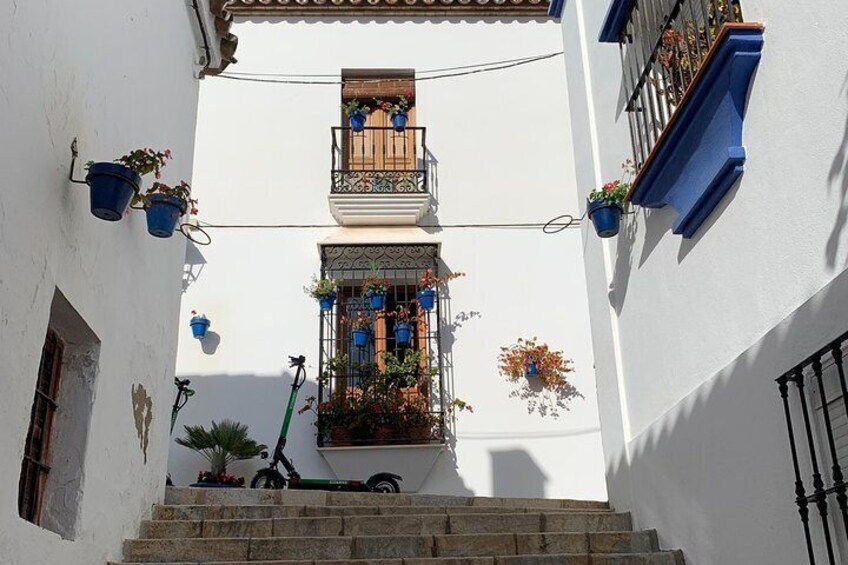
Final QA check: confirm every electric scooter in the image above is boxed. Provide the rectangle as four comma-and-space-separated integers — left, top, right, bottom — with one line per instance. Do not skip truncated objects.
250, 355, 403, 493
166, 377, 196, 486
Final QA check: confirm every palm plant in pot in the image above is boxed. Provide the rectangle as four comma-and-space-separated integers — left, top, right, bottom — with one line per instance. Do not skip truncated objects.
417, 269, 465, 311
377, 91, 413, 132
587, 160, 634, 238
176, 419, 266, 487
140, 180, 197, 238
85, 148, 171, 221
342, 99, 371, 133
304, 275, 343, 311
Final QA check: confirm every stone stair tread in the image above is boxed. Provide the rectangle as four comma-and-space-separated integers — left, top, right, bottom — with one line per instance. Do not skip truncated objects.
109, 551, 681, 564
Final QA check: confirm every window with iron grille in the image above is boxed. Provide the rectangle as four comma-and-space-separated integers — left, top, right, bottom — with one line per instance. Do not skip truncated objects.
616, 0, 744, 169
318, 244, 445, 447
18, 329, 64, 525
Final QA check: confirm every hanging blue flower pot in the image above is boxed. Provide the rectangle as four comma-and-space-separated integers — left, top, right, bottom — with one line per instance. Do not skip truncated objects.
318, 293, 337, 311
394, 322, 413, 346
391, 112, 408, 132
349, 112, 367, 133
145, 194, 186, 238
417, 289, 436, 310
86, 162, 141, 221
587, 199, 623, 238
526, 362, 539, 378
367, 291, 386, 310
353, 328, 369, 348
190, 316, 210, 339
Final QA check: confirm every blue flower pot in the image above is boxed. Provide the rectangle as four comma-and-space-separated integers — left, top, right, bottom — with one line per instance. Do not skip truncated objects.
367, 291, 386, 310
349, 112, 367, 133
145, 194, 186, 238
417, 289, 436, 310
190, 317, 210, 339
526, 362, 539, 377
587, 199, 623, 238
391, 112, 408, 132
319, 293, 337, 311
394, 322, 413, 346
86, 162, 141, 221
353, 329, 369, 348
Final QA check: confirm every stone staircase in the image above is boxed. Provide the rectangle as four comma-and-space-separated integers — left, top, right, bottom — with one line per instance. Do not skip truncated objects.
112, 487, 684, 564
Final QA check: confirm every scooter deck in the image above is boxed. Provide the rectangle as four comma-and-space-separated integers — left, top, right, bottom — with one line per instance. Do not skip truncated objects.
288, 477, 371, 492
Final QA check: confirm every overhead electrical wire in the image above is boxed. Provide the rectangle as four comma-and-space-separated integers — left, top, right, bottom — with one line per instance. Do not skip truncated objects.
213, 52, 564, 86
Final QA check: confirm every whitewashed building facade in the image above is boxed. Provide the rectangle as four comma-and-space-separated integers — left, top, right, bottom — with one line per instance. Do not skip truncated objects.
555, 0, 848, 563
0, 2, 235, 564
169, 1, 608, 501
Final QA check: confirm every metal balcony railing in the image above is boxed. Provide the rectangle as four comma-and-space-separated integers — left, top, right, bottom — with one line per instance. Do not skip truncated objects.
617, 0, 743, 168
777, 331, 848, 564
331, 127, 427, 194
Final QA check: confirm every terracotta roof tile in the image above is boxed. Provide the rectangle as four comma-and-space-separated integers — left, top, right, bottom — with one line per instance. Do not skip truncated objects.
226, 0, 549, 17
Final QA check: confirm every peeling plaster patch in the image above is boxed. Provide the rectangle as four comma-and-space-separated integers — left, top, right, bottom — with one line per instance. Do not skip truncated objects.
131, 384, 154, 464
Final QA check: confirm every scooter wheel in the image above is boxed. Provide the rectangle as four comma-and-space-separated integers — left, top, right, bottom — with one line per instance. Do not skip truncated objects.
251, 468, 286, 490
367, 475, 400, 494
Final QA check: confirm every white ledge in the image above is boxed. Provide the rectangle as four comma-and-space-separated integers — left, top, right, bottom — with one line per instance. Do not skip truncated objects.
328, 193, 431, 226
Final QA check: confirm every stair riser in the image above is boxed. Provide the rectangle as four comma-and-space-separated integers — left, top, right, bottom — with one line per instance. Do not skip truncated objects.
164, 488, 608, 511
153, 505, 613, 521
142, 513, 633, 539
124, 532, 658, 562
111, 554, 680, 565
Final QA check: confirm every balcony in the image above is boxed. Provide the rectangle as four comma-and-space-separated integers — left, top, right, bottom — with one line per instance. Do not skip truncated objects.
329, 126, 429, 226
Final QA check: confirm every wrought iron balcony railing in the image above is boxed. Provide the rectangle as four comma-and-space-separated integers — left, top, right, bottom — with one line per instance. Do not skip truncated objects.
617, 0, 743, 168
331, 127, 427, 194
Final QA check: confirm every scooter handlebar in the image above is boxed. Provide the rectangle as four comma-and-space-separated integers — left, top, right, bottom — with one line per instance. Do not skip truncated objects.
288, 355, 306, 368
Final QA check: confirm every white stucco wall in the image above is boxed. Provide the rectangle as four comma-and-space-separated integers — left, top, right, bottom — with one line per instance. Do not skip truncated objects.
0, 3, 201, 564
561, 0, 848, 562
169, 18, 607, 501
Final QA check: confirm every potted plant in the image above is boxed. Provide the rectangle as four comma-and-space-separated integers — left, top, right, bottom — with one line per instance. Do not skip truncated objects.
587, 160, 634, 238
377, 91, 413, 132
387, 305, 416, 347
499, 338, 576, 387
85, 148, 171, 221
342, 100, 370, 133
175, 419, 266, 487
299, 395, 357, 446
141, 180, 197, 238
190, 310, 210, 339
362, 274, 391, 310
345, 312, 372, 348
304, 275, 343, 311
417, 269, 465, 311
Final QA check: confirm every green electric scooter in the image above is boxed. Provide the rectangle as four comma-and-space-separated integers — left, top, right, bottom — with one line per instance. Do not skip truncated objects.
250, 355, 402, 493
166, 377, 196, 486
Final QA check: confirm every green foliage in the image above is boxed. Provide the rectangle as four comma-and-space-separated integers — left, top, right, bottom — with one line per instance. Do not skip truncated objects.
304, 275, 342, 300
342, 99, 371, 117
175, 419, 266, 475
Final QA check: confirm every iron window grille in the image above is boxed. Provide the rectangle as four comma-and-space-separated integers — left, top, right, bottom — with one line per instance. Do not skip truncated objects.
318, 244, 445, 447
18, 329, 64, 524
616, 0, 743, 169
777, 331, 848, 565
331, 127, 427, 194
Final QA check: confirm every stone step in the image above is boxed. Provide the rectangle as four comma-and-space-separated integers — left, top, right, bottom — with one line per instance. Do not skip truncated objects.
123, 531, 659, 562
111, 551, 683, 564
153, 505, 612, 522
141, 512, 633, 539
164, 487, 609, 511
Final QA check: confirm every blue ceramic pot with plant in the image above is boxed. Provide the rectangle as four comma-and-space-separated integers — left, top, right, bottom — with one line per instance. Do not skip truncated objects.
394, 322, 413, 346
349, 112, 367, 133
190, 313, 210, 339
146, 194, 187, 238
367, 290, 386, 310
587, 177, 630, 239
87, 163, 141, 221
353, 328, 369, 348
319, 293, 337, 311
391, 112, 408, 132
526, 362, 539, 378
417, 289, 436, 310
